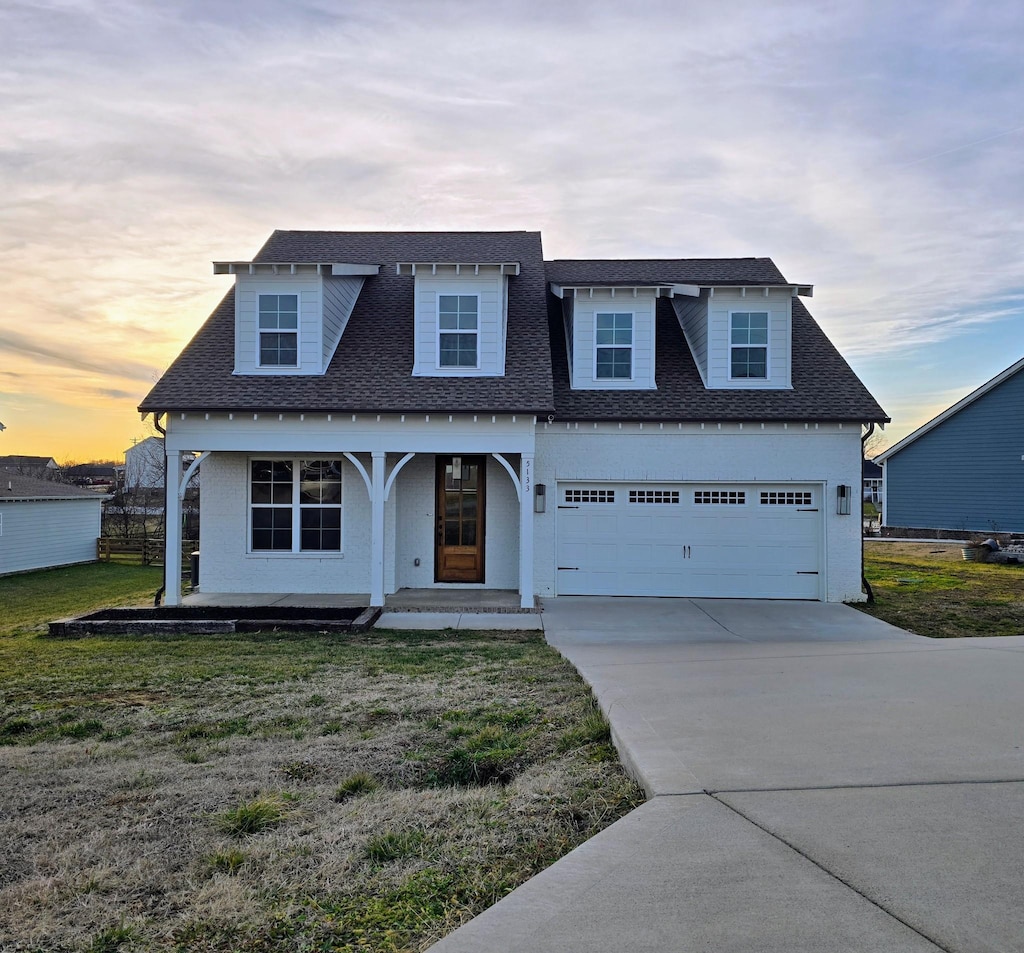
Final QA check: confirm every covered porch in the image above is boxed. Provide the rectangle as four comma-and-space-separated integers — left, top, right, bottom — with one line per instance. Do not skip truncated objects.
163, 412, 539, 610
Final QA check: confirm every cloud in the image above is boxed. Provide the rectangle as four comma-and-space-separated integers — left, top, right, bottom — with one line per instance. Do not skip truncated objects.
2, 0, 1023, 456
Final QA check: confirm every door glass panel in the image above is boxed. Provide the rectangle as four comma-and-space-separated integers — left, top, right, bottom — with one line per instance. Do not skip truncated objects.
444, 520, 460, 546
445, 491, 461, 519
462, 520, 476, 546
462, 465, 477, 489
462, 491, 477, 519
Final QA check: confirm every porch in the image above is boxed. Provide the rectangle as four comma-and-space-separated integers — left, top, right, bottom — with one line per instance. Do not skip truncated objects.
180, 587, 542, 631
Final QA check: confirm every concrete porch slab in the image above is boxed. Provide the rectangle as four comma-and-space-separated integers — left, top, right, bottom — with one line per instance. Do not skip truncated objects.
375, 611, 543, 631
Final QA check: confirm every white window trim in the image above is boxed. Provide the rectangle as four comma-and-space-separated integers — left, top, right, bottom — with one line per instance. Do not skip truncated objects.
436, 292, 481, 371
248, 457, 344, 556
257, 292, 301, 369
593, 311, 635, 382
728, 310, 770, 382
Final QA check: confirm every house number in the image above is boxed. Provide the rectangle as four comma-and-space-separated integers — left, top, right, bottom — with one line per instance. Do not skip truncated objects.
523, 458, 532, 494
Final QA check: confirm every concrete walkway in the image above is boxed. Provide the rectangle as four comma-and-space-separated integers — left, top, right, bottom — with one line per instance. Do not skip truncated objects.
429, 598, 1024, 953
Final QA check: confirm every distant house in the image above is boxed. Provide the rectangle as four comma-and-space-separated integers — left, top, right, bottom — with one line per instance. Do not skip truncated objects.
877, 356, 1024, 534
63, 463, 118, 488
0, 455, 60, 481
0, 471, 107, 575
124, 437, 198, 492
863, 458, 883, 504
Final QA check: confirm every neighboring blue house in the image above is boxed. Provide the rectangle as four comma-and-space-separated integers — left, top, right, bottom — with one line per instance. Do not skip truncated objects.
877, 356, 1024, 534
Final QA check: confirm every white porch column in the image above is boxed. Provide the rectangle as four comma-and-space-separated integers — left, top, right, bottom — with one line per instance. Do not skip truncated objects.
164, 448, 182, 606
370, 451, 386, 607
519, 452, 535, 609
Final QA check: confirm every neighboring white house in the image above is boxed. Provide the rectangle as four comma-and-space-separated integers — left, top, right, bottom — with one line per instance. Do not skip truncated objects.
0, 471, 106, 575
140, 231, 888, 607
124, 436, 199, 491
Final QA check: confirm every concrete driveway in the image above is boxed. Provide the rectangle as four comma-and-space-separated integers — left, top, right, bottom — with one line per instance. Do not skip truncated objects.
429, 598, 1024, 953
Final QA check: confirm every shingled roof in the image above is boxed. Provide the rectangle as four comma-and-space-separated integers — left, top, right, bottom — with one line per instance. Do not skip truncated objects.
140, 231, 887, 423
141, 231, 554, 414
546, 258, 789, 286
0, 470, 105, 501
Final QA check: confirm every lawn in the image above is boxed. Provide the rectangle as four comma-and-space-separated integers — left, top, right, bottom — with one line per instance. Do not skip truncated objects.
857, 541, 1024, 638
0, 565, 642, 952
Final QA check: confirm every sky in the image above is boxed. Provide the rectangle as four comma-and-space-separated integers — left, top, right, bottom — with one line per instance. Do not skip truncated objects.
2, 0, 1023, 462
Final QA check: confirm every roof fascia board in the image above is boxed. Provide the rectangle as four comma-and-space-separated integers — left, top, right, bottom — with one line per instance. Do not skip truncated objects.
395, 262, 521, 276
877, 355, 1024, 462
551, 283, 697, 298
212, 262, 380, 276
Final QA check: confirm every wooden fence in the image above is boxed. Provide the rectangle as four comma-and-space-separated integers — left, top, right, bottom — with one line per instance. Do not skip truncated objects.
97, 538, 198, 566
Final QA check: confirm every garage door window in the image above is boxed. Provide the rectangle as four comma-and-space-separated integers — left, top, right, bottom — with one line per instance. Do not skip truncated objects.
694, 490, 746, 505
629, 490, 680, 504
565, 489, 615, 503
761, 491, 813, 506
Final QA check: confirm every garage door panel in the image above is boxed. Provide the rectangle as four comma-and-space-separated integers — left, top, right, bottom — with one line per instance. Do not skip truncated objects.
557, 482, 821, 599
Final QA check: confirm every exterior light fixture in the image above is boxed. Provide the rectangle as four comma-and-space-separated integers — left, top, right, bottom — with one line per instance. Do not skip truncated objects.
836, 484, 852, 515
534, 483, 546, 513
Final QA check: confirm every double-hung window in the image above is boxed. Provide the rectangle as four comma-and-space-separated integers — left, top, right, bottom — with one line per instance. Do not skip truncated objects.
595, 312, 633, 379
730, 312, 768, 379
258, 294, 299, 367
250, 459, 342, 552
438, 294, 478, 367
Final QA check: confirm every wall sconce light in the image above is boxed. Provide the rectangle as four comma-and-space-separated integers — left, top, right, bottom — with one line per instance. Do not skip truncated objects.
534, 483, 546, 513
836, 484, 852, 515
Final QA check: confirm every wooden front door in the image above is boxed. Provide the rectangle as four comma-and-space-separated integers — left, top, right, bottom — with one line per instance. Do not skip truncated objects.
436, 455, 485, 582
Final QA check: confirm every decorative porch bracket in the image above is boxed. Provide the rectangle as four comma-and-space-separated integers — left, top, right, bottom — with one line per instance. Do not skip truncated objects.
491, 452, 521, 502
177, 450, 208, 500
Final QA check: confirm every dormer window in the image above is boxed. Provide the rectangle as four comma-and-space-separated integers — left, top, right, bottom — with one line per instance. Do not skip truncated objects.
730, 311, 768, 379
258, 294, 299, 367
595, 312, 633, 379
438, 294, 479, 368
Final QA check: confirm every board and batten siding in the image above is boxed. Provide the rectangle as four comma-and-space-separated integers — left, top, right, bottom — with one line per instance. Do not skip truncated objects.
0, 498, 103, 575
570, 289, 657, 390
412, 273, 507, 377
672, 291, 709, 383
884, 368, 1024, 533
233, 274, 323, 375
706, 288, 792, 389
321, 276, 365, 368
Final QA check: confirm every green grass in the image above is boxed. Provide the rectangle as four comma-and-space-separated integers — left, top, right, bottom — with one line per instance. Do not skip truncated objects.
857, 542, 1024, 638
0, 564, 643, 952
0, 562, 163, 637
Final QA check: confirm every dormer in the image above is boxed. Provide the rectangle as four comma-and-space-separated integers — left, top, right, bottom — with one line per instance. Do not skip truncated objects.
401, 260, 519, 377
215, 261, 379, 376
673, 283, 813, 390
551, 282, 699, 390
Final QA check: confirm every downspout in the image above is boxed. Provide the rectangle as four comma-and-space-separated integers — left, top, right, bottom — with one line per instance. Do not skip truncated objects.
153, 412, 166, 607
861, 422, 875, 604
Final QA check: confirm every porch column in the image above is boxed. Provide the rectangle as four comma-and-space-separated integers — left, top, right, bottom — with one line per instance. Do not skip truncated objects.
370, 451, 386, 607
164, 448, 182, 607
519, 452, 535, 609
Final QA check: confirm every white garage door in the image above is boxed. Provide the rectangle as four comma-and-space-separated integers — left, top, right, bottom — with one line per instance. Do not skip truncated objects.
556, 483, 822, 599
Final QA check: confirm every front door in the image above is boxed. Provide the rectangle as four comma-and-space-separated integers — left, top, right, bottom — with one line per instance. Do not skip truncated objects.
435, 455, 485, 582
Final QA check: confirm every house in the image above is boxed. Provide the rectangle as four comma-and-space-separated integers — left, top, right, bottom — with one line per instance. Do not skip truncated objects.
123, 436, 198, 491
0, 471, 106, 575
64, 463, 118, 488
863, 458, 883, 503
140, 230, 887, 608
877, 356, 1024, 535
0, 455, 60, 480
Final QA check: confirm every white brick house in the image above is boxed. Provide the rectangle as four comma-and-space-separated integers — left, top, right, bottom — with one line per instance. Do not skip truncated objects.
140, 231, 887, 607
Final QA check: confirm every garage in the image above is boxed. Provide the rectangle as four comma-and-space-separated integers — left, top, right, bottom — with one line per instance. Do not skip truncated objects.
556, 482, 822, 599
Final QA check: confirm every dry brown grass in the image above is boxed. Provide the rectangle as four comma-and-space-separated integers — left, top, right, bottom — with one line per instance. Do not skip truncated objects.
0, 628, 642, 952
